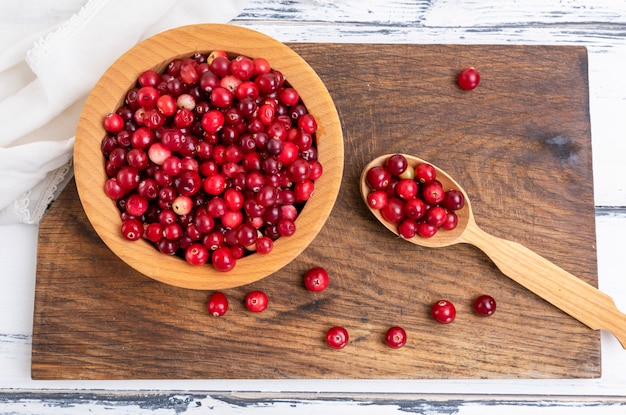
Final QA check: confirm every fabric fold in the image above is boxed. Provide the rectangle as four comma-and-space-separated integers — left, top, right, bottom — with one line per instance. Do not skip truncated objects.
0, 0, 249, 225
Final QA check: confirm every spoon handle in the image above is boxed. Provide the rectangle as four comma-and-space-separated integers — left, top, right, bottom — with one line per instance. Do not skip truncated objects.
465, 225, 626, 348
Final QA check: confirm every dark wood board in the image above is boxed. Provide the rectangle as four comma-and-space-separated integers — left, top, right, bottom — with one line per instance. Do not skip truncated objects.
32, 44, 600, 380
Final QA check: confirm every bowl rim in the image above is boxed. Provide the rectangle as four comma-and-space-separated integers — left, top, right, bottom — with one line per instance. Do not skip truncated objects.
73, 24, 344, 290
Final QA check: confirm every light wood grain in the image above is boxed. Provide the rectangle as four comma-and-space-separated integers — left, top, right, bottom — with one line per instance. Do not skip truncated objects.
73, 24, 344, 290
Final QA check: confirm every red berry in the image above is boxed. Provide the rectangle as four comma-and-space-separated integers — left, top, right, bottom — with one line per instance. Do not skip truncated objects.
185, 243, 209, 265
366, 189, 388, 210
431, 299, 456, 324
421, 182, 445, 205
207, 292, 228, 316
385, 326, 407, 349
325, 326, 349, 349
366, 166, 391, 190
473, 294, 497, 317
384, 154, 408, 176
380, 197, 405, 223
212, 247, 236, 272
442, 189, 465, 211
303, 267, 329, 292
103, 113, 124, 133
100, 52, 323, 272
245, 290, 268, 312
121, 218, 143, 241
395, 178, 418, 200
414, 163, 436, 184
458, 67, 480, 90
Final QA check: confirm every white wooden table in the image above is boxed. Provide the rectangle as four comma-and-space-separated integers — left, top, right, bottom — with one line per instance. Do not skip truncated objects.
1, 0, 626, 412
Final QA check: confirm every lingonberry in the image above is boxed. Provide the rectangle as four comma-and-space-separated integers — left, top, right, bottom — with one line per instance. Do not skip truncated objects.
303, 267, 329, 292
325, 326, 349, 349
458, 67, 480, 91
245, 290, 268, 312
385, 326, 407, 349
473, 294, 497, 317
431, 299, 456, 324
207, 292, 228, 316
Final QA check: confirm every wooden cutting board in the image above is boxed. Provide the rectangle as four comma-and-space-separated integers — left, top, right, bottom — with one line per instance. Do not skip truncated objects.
32, 44, 600, 380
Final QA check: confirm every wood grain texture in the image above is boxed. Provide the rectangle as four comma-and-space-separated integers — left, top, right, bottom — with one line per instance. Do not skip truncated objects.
32, 43, 600, 380
73, 24, 343, 290
361, 154, 626, 347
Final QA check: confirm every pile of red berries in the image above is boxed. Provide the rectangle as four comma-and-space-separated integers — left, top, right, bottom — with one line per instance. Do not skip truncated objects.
364, 154, 465, 239
101, 51, 322, 271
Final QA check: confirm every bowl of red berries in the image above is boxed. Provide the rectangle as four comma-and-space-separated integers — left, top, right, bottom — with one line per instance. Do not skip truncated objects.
73, 24, 344, 290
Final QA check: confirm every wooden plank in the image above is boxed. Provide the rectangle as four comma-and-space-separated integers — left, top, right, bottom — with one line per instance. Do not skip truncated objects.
32, 44, 599, 380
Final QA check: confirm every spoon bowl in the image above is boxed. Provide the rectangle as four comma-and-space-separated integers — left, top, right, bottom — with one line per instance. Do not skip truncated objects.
360, 154, 472, 248
361, 153, 626, 348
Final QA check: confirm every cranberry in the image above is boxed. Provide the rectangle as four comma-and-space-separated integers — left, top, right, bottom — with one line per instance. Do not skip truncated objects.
385, 154, 408, 176
380, 197, 405, 223
252, 236, 271, 254
252, 57, 271, 76
385, 326, 407, 349
245, 290, 268, 312
303, 267, 329, 292
458, 67, 480, 90
417, 222, 438, 238
403, 197, 426, 220
366, 166, 391, 190
211, 247, 236, 272
297, 113, 317, 133
325, 326, 349, 349
207, 292, 228, 316
101, 51, 323, 272
414, 163, 436, 184
442, 189, 465, 211
424, 205, 447, 227
473, 294, 497, 317
125, 194, 149, 217
421, 182, 445, 205
278, 87, 299, 106
398, 218, 418, 238
431, 299, 456, 324
121, 218, 143, 241
441, 211, 458, 230
201, 110, 225, 133
395, 178, 418, 200
103, 113, 125, 133
185, 243, 209, 265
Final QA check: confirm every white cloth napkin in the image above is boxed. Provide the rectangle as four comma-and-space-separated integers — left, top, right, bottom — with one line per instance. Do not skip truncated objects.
0, 0, 249, 225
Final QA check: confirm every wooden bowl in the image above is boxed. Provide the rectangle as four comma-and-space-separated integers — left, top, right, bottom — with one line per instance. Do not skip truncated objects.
73, 24, 344, 290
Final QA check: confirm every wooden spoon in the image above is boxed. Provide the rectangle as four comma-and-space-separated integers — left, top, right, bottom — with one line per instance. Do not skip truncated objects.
360, 153, 626, 348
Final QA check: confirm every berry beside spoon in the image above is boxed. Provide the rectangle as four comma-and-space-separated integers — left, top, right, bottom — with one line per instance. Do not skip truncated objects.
360, 153, 626, 348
